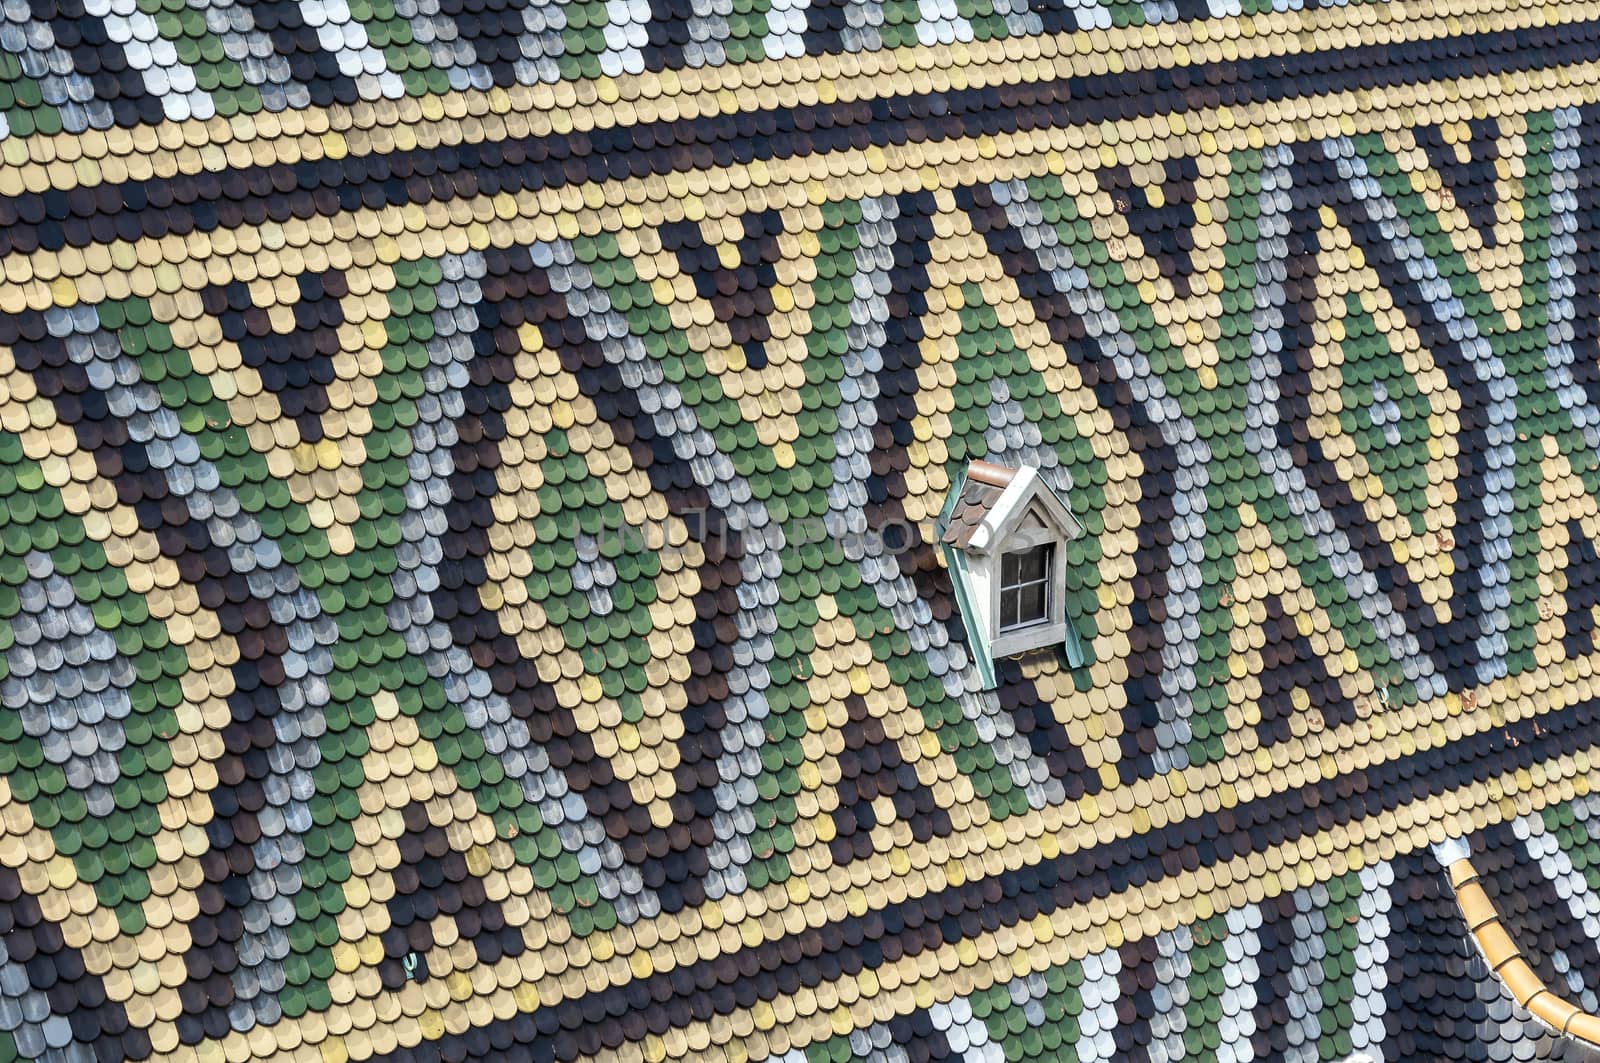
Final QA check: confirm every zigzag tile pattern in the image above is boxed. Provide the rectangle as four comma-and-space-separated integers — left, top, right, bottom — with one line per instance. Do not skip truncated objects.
5, 1, 1600, 1062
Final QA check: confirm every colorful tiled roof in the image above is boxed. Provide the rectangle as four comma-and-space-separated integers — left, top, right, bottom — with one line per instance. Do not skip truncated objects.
6, 0, 1600, 1061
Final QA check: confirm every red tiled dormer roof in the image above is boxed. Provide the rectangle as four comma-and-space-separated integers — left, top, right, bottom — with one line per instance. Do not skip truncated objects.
939, 463, 1016, 549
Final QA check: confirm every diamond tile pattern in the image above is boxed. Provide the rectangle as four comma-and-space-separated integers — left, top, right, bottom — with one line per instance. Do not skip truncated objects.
0, 1, 1599, 1062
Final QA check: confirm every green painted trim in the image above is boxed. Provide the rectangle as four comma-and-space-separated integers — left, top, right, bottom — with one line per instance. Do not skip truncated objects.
1061, 596, 1088, 670
937, 471, 998, 691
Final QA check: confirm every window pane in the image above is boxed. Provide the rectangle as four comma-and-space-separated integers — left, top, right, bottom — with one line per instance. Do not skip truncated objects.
999, 544, 1053, 632
1000, 591, 1018, 629
1000, 584, 1047, 631
1001, 545, 1051, 584
1017, 545, 1049, 582
1017, 582, 1046, 623
998, 547, 1049, 630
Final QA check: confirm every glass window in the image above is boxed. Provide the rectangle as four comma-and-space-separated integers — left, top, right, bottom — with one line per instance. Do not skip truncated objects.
999, 543, 1053, 631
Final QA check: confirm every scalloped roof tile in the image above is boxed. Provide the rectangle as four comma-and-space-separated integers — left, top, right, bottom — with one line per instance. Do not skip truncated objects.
0, 2, 1595, 1062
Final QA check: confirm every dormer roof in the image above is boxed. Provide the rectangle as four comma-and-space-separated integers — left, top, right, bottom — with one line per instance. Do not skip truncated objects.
940, 461, 1015, 549
939, 462, 1082, 553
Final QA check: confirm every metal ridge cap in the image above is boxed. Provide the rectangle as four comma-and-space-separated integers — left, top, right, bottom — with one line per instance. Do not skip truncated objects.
1434, 843, 1600, 1052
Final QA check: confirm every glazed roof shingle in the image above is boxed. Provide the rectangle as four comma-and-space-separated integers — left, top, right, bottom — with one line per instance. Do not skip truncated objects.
0, 2, 1598, 1063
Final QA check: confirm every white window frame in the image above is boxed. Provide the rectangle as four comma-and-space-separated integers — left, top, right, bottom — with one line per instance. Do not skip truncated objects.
986, 502, 1068, 658
998, 540, 1054, 633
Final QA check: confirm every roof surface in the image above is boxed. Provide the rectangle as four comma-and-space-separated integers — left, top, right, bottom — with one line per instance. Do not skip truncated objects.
0, 1, 1597, 1062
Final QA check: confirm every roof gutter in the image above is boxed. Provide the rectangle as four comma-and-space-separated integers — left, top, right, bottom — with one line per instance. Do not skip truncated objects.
1436, 839, 1600, 1051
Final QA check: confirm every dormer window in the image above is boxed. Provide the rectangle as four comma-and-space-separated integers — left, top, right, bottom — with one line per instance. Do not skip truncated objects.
938, 461, 1087, 688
